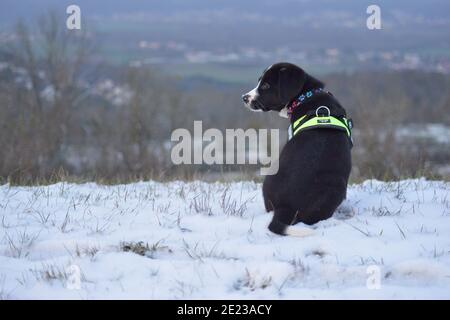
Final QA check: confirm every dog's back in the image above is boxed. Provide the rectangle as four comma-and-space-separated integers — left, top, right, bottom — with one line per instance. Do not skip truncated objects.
241, 62, 352, 236
263, 94, 352, 234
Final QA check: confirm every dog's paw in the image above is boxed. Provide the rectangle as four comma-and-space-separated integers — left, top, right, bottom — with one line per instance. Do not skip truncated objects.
285, 223, 315, 237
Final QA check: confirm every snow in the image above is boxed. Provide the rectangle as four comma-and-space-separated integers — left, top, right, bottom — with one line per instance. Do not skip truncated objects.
0, 179, 449, 299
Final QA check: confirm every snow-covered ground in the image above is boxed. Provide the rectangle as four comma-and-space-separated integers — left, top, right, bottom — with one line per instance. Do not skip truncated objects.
0, 179, 449, 299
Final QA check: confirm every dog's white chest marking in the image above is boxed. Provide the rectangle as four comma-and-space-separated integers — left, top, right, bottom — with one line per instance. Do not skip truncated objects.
278, 107, 289, 118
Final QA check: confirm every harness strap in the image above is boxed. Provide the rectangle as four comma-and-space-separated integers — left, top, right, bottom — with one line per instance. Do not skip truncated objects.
290, 111, 353, 146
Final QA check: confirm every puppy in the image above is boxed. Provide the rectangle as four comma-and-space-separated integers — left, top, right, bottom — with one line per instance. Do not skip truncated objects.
242, 62, 352, 237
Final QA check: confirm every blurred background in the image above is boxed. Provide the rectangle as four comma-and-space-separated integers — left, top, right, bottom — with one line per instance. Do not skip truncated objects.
0, 0, 449, 184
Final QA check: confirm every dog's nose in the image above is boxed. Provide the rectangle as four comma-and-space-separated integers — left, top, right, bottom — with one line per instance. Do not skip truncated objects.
242, 94, 250, 104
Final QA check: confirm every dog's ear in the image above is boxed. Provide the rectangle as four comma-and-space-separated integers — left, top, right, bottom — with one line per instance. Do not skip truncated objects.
278, 65, 306, 104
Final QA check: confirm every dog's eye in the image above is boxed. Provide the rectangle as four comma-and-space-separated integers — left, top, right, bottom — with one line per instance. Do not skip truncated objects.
260, 82, 270, 90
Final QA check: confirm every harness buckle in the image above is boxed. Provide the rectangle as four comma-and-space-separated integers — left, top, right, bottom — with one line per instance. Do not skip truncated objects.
315, 106, 331, 117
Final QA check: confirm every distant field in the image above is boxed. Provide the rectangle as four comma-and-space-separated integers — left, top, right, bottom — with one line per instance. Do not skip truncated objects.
159, 63, 356, 85
162, 63, 264, 85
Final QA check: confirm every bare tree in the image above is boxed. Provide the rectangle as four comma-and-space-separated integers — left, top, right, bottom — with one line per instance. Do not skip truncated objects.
3, 11, 92, 182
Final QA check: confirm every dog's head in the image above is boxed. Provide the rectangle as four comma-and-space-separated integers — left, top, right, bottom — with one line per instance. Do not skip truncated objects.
242, 62, 323, 114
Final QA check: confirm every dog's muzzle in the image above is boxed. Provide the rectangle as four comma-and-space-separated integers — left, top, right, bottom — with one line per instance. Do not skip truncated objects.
254, 100, 269, 111
242, 94, 269, 111
242, 94, 251, 104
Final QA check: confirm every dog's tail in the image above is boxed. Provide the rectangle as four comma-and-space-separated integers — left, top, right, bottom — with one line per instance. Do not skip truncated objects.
268, 209, 314, 237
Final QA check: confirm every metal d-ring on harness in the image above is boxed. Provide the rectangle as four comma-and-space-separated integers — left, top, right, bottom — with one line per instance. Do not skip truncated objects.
315, 106, 331, 117
288, 106, 354, 146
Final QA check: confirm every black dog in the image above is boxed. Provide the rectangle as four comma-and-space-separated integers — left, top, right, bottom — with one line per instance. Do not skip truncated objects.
242, 62, 352, 236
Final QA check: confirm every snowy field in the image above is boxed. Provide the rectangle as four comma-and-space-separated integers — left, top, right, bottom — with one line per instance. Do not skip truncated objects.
0, 179, 449, 299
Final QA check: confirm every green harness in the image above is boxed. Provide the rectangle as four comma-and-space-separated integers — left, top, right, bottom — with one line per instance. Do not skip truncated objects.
288, 106, 353, 146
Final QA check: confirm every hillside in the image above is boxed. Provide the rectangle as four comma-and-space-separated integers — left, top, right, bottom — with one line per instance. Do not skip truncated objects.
0, 179, 449, 299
